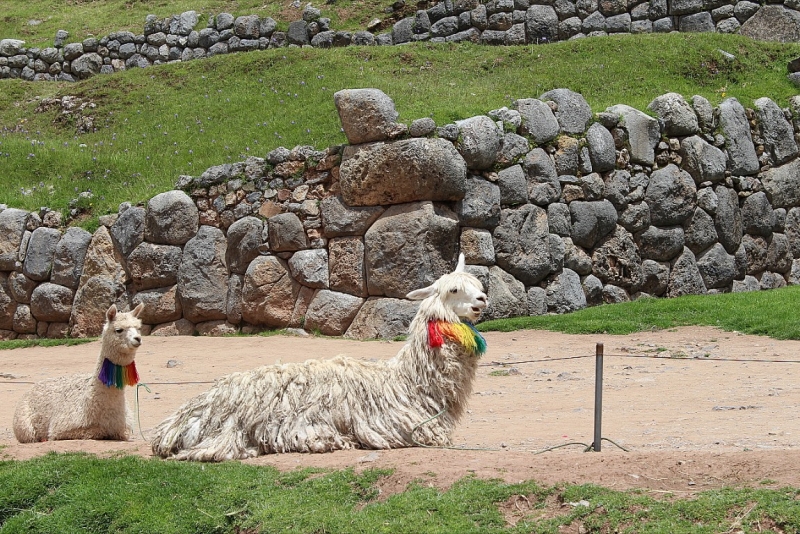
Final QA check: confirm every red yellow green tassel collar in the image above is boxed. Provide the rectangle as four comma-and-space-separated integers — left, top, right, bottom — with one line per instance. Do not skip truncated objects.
427, 320, 487, 357
97, 358, 139, 389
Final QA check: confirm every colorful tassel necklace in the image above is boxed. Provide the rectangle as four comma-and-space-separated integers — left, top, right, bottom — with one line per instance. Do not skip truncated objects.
97, 358, 139, 389
427, 320, 487, 357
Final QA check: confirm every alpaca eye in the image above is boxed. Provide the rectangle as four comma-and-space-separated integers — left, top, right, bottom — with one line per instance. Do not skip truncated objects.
115, 328, 123, 334
450, 288, 458, 294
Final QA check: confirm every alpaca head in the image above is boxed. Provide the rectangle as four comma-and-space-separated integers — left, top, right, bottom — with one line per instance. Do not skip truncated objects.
406, 254, 488, 323
101, 303, 144, 365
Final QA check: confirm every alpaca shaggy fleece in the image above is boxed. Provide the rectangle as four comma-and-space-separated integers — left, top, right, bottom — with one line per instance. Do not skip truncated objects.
151, 255, 488, 461
13, 303, 144, 442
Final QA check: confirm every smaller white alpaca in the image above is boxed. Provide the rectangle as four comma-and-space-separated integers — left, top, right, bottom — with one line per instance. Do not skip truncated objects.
151, 254, 488, 461
13, 303, 145, 443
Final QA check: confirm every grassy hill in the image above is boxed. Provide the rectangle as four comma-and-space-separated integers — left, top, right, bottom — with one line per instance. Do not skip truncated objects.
2, 9, 800, 229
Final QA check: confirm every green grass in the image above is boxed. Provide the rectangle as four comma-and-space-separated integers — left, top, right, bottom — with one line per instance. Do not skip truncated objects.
0, 453, 798, 533
0, 0, 393, 49
2, 33, 800, 228
479, 285, 800, 340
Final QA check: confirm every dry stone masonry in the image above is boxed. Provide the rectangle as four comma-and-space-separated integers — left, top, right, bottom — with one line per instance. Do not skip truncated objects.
3, 0, 800, 82
4, 87, 800, 339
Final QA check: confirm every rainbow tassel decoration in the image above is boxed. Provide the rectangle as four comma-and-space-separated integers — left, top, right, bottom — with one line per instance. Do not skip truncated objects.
98, 358, 139, 389
427, 320, 487, 357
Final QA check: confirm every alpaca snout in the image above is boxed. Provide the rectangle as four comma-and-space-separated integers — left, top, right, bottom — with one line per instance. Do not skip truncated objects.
131, 336, 142, 347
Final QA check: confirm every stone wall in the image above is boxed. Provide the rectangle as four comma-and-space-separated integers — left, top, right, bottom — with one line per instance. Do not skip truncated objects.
3, 87, 800, 340
1, 0, 799, 82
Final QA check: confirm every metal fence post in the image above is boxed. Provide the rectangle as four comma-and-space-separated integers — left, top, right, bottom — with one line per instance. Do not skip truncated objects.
593, 342, 604, 452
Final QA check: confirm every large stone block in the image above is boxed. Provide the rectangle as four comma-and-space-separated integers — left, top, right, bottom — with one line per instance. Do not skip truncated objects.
178, 225, 228, 323
241, 255, 301, 328
304, 290, 364, 336
51, 227, 92, 290
333, 88, 402, 144
22, 227, 61, 282
364, 201, 459, 298
144, 190, 199, 245
339, 138, 467, 207
493, 204, 555, 285
344, 297, 419, 339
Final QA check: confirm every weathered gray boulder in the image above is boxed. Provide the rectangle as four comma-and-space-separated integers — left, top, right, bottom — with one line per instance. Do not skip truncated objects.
546, 268, 587, 313
645, 164, 696, 226
526, 5, 559, 42
786, 207, 800, 258
109, 206, 145, 257
320, 196, 384, 237
592, 226, 644, 289
569, 200, 618, 249
496, 164, 528, 206
339, 138, 467, 207
345, 297, 419, 339
741, 234, 769, 274
640, 259, 670, 296
667, 247, 707, 297
234, 14, 260, 38
178, 226, 228, 323
268, 212, 307, 252
541, 88, 591, 134
636, 225, 685, 261
70, 53, 103, 79
29, 282, 74, 322
365, 202, 459, 298
170, 10, 198, 35
127, 242, 182, 291
684, 207, 718, 255
547, 203, 572, 237
760, 271, 787, 289
603, 284, 630, 304
741, 192, 776, 237
493, 204, 554, 285
696, 243, 737, 289
226, 274, 243, 325
554, 136, 581, 176
0, 39, 26, 56
69, 276, 118, 337
754, 97, 798, 165
514, 98, 560, 144
144, 190, 199, 245
603, 170, 630, 210
714, 185, 744, 253
762, 159, 800, 209
150, 318, 195, 336
132, 285, 182, 324
523, 147, 561, 205
455, 115, 502, 170
484, 266, 527, 320
767, 233, 793, 273
527, 285, 548, 315
22, 227, 61, 282
329, 236, 368, 297
586, 122, 616, 172
241, 255, 301, 328
647, 92, 699, 136
679, 136, 726, 184
13, 304, 36, 334
304, 290, 364, 336
225, 216, 263, 274
0, 273, 15, 330
606, 104, 660, 165
454, 176, 501, 228
740, 4, 800, 42
696, 187, 718, 214
50, 230, 92, 290
0, 208, 28, 270
619, 201, 650, 233
461, 227, 495, 265
333, 88, 403, 144
78, 226, 126, 289
288, 249, 329, 288
582, 274, 604, 306
8, 272, 35, 304
732, 274, 760, 292
718, 98, 760, 176
563, 237, 592, 275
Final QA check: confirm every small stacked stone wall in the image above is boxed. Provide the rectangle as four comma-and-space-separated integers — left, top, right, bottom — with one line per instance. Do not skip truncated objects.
3, 87, 800, 340
1, 0, 798, 82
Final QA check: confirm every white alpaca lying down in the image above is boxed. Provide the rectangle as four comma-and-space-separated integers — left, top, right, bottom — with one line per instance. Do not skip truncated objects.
151, 254, 488, 461
13, 303, 144, 442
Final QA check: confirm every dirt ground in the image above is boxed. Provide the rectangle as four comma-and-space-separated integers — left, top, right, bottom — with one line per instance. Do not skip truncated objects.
2, 326, 799, 496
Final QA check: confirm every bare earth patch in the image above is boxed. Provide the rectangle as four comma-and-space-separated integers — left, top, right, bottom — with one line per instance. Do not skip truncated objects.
1, 327, 799, 496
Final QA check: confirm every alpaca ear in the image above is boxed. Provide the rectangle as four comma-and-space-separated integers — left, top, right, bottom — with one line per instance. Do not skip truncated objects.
132, 302, 144, 318
406, 285, 435, 300
455, 253, 466, 273
106, 304, 118, 322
